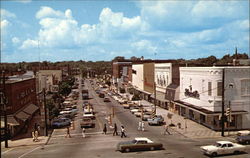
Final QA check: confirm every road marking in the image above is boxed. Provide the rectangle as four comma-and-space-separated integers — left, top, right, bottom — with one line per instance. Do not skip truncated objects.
1, 148, 14, 155
18, 146, 40, 158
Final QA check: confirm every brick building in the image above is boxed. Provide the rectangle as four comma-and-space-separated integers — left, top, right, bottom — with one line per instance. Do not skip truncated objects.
1, 75, 38, 137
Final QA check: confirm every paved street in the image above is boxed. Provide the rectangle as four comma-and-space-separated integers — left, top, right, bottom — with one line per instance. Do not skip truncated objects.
1, 78, 250, 158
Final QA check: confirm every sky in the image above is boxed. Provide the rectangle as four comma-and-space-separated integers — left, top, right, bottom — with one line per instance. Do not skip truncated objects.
1, 0, 249, 63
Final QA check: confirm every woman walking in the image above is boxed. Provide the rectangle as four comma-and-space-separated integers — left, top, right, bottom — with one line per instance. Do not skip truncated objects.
121, 125, 126, 138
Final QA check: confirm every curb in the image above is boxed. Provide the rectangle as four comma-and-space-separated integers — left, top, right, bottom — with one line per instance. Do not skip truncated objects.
44, 129, 54, 145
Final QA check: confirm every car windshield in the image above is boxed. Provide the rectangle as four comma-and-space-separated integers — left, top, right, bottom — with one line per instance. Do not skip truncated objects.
131, 140, 137, 144
215, 143, 222, 147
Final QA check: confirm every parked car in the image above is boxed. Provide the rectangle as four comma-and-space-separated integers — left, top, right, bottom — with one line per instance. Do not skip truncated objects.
104, 97, 111, 102
236, 134, 250, 144
142, 112, 152, 121
200, 141, 246, 157
80, 118, 95, 128
148, 115, 164, 125
52, 118, 71, 128
99, 93, 105, 98
116, 137, 163, 152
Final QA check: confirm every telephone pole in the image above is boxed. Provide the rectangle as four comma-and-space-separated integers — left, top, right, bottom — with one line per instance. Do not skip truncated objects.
1, 71, 8, 147
221, 68, 225, 137
43, 88, 48, 136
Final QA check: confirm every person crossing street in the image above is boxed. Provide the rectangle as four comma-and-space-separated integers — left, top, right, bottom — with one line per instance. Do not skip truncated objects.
121, 125, 126, 138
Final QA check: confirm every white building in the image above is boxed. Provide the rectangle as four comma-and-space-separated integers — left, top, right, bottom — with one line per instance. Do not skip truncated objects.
173, 66, 250, 130
37, 70, 62, 93
132, 64, 144, 91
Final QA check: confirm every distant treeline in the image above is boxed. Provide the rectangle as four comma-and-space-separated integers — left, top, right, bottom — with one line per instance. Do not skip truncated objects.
0, 53, 249, 75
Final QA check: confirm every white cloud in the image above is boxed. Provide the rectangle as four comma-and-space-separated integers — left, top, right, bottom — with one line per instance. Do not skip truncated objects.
12, 37, 20, 44
1, 9, 16, 19
20, 39, 38, 49
21, 7, 142, 50
191, 1, 246, 19
131, 40, 156, 52
36, 6, 64, 19
1, 20, 10, 30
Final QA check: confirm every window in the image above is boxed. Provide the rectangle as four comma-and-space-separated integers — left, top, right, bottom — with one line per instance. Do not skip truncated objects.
202, 80, 205, 93
241, 79, 250, 96
208, 82, 212, 96
217, 82, 222, 96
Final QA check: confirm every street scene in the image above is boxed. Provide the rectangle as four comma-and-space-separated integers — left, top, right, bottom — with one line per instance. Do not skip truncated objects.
1, 0, 250, 158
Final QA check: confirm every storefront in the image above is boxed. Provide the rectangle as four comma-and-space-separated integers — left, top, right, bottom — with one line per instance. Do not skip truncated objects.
174, 100, 248, 131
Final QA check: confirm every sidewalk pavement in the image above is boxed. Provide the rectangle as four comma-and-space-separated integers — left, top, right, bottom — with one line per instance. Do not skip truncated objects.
139, 100, 238, 139
1, 112, 51, 151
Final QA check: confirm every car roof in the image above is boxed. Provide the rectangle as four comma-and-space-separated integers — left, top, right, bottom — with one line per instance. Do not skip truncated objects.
135, 137, 153, 143
216, 141, 233, 144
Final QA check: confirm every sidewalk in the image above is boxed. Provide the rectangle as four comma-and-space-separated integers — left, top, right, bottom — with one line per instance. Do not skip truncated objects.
1, 112, 51, 151
139, 100, 238, 139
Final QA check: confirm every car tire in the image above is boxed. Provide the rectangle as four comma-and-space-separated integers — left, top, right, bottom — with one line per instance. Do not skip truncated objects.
125, 148, 130, 152
150, 147, 155, 151
211, 152, 217, 157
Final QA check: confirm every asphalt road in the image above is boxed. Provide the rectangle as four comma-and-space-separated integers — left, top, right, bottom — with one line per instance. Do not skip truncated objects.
2, 78, 250, 158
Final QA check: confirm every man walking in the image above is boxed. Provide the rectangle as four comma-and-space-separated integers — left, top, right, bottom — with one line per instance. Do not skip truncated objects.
65, 126, 71, 138
121, 125, 126, 138
113, 123, 118, 136
138, 121, 142, 131
103, 124, 107, 135
164, 124, 171, 135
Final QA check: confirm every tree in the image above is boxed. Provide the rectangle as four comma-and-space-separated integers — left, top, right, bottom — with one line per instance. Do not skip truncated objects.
59, 82, 71, 96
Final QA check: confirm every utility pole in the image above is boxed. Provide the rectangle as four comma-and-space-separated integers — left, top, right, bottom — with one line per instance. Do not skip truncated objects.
153, 82, 157, 118
43, 88, 48, 136
1, 71, 8, 148
221, 68, 225, 137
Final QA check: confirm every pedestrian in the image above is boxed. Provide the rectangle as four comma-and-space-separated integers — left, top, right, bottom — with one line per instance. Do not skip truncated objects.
82, 128, 86, 138
141, 121, 145, 131
113, 123, 118, 136
65, 126, 71, 138
103, 124, 107, 134
164, 124, 171, 135
121, 125, 126, 138
138, 121, 142, 131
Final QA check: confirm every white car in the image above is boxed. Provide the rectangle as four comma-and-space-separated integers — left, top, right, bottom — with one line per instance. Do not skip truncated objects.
200, 141, 246, 157
83, 112, 95, 119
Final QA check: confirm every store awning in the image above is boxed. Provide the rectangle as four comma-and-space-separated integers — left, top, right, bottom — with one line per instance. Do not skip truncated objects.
1, 116, 20, 128
15, 111, 30, 122
23, 104, 39, 115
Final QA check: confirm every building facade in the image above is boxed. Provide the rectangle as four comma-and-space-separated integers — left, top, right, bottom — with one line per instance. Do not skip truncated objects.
37, 70, 62, 93
172, 66, 250, 130
1, 76, 38, 137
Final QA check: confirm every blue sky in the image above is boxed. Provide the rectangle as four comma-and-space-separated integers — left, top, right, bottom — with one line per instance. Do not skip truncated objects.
1, 0, 249, 63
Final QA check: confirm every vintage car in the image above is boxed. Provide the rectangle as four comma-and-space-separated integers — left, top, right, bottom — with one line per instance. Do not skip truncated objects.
83, 112, 95, 119
148, 115, 164, 125
80, 118, 95, 128
200, 141, 246, 157
236, 134, 250, 144
117, 137, 163, 152
52, 118, 71, 128
104, 97, 111, 102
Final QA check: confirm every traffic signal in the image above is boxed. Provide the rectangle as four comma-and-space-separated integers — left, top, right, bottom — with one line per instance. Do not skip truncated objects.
226, 108, 231, 116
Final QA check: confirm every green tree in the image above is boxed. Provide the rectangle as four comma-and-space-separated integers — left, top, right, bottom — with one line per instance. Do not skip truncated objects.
59, 82, 71, 96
